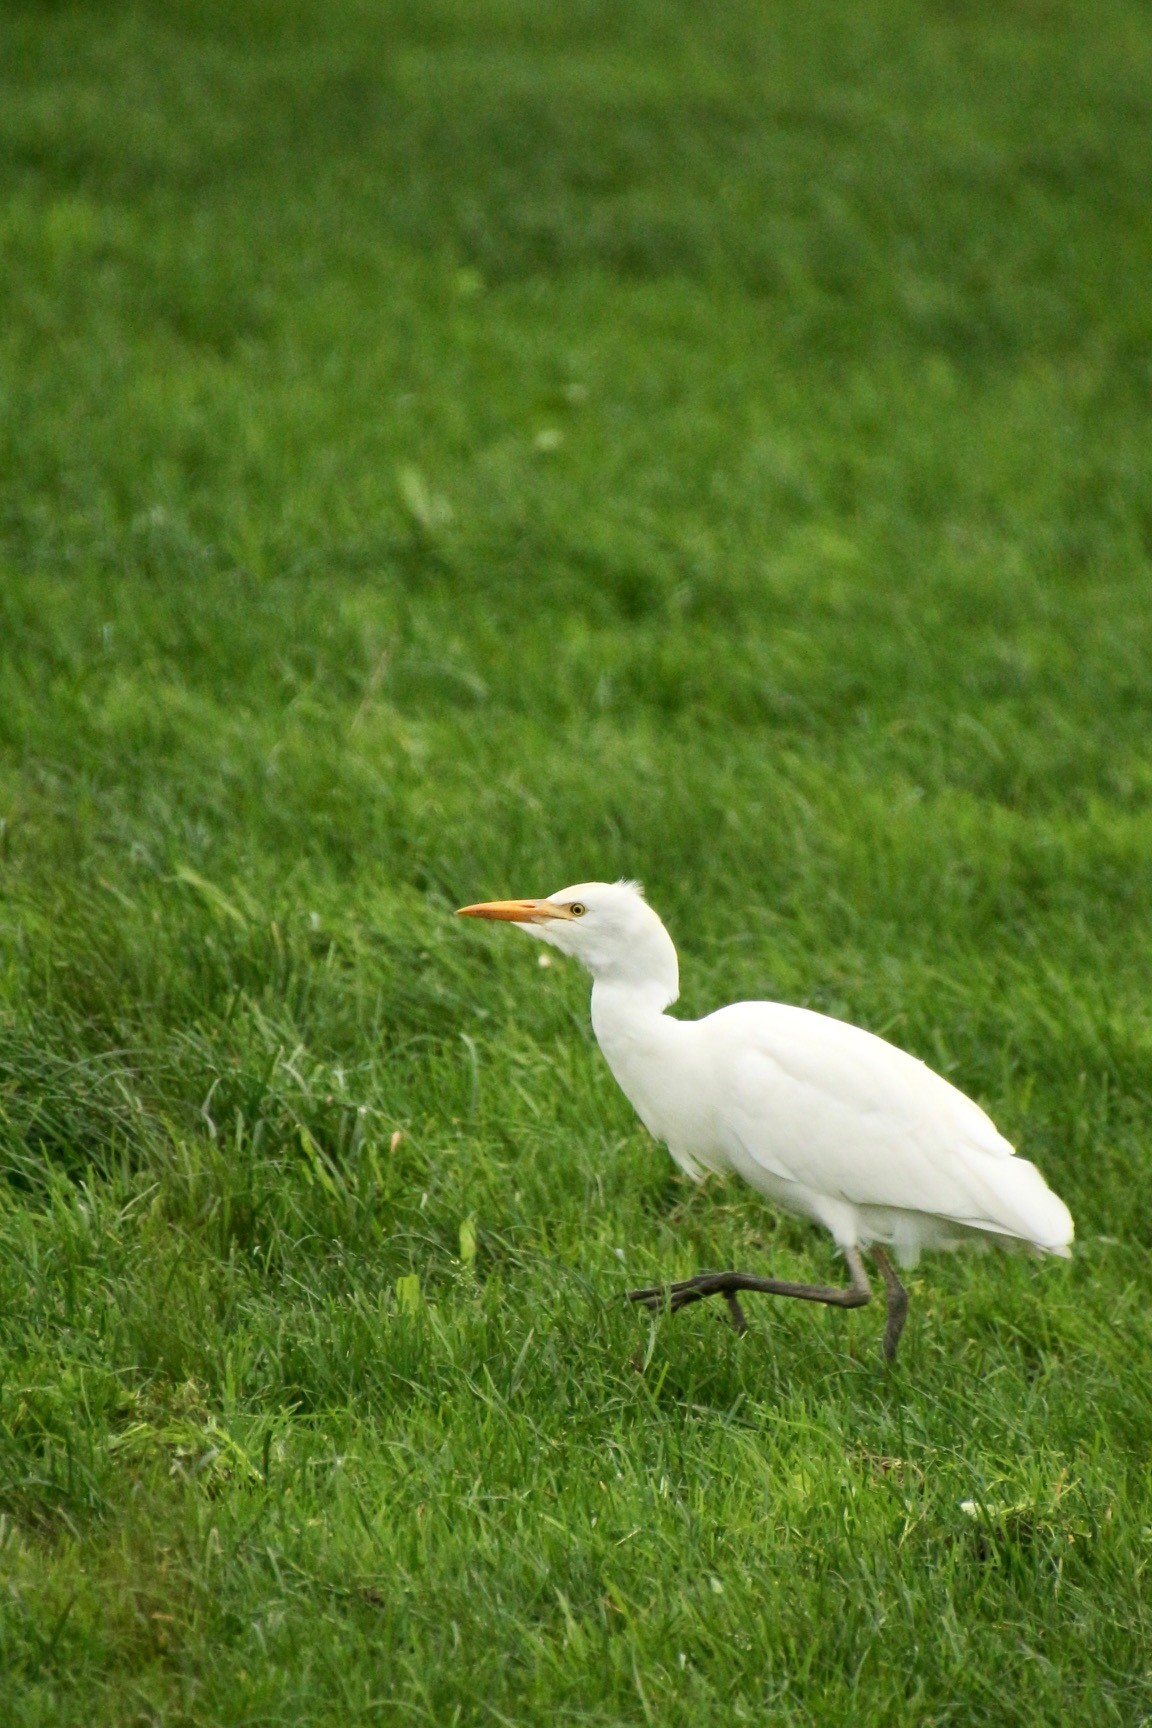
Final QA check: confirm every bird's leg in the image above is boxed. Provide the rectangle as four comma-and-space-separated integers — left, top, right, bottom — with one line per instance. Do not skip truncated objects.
870, 1245, 909, 1363
628, 1246, 873, 1328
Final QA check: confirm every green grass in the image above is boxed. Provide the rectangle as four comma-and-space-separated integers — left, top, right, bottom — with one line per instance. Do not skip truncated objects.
2, 0, 1152, 1721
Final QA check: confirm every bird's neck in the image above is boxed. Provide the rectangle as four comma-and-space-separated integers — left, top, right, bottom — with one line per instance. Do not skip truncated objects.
589, 979, 684, 1138
586, 913, 680, 1084
590, 978, 674, 1059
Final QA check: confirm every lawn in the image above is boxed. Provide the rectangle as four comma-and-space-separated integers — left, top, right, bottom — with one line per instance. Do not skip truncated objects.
2, 0, 1152, 1722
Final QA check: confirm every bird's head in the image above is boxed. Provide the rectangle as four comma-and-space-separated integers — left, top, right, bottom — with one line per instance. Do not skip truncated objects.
456, 879, 679, 1005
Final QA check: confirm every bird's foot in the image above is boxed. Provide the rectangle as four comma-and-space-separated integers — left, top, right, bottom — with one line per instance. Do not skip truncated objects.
871, 1246, 909, 1363
628, 1273, 719, 1310
627, 1250, 905, 1361
627, 1274, 748, 1330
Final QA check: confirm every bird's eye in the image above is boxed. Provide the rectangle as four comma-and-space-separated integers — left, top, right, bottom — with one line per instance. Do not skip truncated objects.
569, 902, 587, 917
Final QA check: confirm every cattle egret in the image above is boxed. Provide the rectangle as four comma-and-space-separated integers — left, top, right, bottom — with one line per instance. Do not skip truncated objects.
456, 881, 1074, 1360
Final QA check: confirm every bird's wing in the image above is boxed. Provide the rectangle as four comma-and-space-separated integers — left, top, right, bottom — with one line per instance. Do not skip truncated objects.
710, 1002, 1067, 1245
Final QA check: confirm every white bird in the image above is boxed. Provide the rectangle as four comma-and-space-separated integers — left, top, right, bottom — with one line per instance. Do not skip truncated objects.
457, 879, 1073, 1360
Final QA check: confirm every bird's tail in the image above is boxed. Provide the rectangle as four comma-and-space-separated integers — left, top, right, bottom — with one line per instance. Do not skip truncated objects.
958, 1147, 1074, 1255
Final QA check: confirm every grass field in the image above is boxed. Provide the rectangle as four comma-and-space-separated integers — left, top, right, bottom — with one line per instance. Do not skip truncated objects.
3, 0, 1152, 1721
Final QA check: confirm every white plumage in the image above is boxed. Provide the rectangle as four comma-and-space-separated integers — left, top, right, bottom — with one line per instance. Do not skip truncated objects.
457, 879, 1073, 1358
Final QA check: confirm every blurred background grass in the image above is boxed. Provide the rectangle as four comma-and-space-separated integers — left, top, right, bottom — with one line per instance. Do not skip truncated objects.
2, 2, 1152, 1724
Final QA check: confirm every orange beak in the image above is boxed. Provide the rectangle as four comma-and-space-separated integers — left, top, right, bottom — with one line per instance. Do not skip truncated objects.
455, 898, 570, 923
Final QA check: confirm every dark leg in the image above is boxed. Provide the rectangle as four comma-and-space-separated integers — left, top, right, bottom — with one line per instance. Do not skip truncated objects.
628, 1245, 873, 1333
870, 1245, 909, 1363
